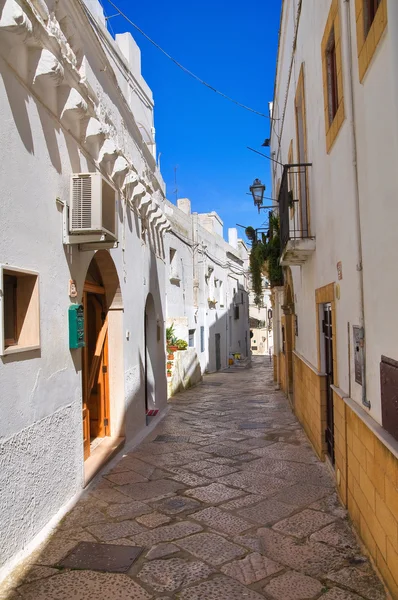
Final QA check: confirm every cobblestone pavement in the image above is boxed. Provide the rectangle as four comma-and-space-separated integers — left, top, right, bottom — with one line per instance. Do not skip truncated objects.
2, 358, 387, 599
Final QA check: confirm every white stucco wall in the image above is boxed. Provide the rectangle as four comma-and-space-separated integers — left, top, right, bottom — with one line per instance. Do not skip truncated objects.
0, 0, 168, 574
271, 0, 398, 425
164, 200, 250, 381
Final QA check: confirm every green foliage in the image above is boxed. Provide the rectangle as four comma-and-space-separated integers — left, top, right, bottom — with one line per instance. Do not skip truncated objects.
248, 215, 283, 305
245, 226, 256, 242
166, 324, 177, 346
176, 339, 188, 350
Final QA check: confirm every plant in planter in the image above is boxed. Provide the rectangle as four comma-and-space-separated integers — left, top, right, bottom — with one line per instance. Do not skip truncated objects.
167, 369, 172, 378
167, 352, 175, 360
166, 323, 178, 352
176, 339, 188, 350
167, 361, 172, 369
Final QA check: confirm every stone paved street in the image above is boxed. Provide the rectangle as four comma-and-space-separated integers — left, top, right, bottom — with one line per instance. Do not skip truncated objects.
2, 358, 387, 599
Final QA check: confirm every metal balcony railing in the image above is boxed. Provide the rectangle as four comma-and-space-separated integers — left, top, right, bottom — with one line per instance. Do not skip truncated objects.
279, 163, 312, 251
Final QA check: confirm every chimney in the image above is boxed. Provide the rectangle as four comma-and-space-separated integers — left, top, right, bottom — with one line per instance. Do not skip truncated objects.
177, 198, 191, 215
228, 228, 238, 249
115, 33, 141, 76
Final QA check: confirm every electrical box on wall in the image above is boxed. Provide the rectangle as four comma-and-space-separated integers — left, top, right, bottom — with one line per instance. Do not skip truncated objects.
353, 326, 363, 385
69, 304, 85, 349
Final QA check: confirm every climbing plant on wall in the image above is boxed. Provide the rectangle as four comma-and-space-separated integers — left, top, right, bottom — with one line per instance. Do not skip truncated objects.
246, 215, 283, 306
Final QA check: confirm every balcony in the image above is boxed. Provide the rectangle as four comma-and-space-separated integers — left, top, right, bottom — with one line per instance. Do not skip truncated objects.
279, 163, 315, 266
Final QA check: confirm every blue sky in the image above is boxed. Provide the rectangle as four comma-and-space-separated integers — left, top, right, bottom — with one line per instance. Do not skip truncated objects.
102, 0, 281, 241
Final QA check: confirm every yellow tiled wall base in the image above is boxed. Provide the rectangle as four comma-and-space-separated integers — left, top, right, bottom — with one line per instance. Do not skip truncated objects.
333, 392, 347, 505
293, 353, 327, 459
337, 402, 398, 598
279, 352, 287, 394
273, 354, 278, 382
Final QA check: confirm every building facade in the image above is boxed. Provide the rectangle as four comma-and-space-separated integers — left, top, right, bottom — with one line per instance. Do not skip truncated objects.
164, 198, 250, 395
249, 277, 273, 356
270, 1, 398, 595
0, 0, 170, 575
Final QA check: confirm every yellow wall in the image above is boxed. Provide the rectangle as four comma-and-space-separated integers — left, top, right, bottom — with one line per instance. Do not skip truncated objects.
333, 395, 398, 598
273, 354, 278, 382
293, 353, 327, 459
279, 351, 287, 395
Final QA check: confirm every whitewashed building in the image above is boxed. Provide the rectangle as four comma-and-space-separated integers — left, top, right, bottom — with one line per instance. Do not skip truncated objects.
164, 198, 250, 395
270, 0, 398, 595
0, 0, 170, 575
249, 278, 273, 356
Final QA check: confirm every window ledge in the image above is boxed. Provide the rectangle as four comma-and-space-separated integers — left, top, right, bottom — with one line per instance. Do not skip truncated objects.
2, 344, 40, 356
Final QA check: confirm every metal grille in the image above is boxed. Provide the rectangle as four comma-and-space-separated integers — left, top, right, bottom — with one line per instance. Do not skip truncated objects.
279, 163, 312, 251
71, 175, 92, 230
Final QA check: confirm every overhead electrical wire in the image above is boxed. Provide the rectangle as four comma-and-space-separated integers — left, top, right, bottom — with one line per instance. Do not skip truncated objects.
104, 0, 277, 120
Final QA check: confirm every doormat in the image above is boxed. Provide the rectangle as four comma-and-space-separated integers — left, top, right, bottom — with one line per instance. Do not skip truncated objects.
58, 542, 143, 573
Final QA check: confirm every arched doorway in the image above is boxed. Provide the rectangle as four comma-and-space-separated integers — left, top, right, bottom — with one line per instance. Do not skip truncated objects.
82, 251, 123, 460
144, 293, 158, 419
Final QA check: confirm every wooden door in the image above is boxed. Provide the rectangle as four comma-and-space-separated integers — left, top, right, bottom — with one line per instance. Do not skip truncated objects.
82, 284, 110, 460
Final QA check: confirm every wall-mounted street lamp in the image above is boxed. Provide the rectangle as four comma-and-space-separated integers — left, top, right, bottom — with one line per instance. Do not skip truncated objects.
250, 178, 266, 211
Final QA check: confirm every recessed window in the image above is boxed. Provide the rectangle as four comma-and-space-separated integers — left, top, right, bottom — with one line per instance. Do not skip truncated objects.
1, 266, 40, 355
364, 0, 381, 37
169, 248, 180, 282
321, 0, 345, 152
200, 326, 205, 352
326, 27, 338, 127
189, 329, 195, 347
355, 0, 387, 81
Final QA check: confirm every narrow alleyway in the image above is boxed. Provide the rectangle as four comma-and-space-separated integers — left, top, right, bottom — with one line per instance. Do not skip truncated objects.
3, 358, 387, 600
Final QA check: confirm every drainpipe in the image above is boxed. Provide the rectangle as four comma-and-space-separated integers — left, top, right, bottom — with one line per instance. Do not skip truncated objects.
342, 0, 370, 408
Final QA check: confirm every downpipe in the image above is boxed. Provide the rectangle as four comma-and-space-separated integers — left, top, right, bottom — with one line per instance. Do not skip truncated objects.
343, 0, 370, 408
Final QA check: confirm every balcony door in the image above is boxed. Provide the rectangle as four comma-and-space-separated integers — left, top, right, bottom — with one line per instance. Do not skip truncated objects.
295, 65, 309, 237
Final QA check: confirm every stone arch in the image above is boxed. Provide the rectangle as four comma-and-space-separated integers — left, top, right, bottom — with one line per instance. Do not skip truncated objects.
91, 249, 123, 310
82, 250, 125, 461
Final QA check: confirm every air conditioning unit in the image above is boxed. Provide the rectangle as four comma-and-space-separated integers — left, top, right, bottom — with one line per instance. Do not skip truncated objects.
69, 173, 118, 242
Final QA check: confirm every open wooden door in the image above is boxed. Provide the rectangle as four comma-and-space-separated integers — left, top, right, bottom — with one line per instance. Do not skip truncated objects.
82, 283, 110, 460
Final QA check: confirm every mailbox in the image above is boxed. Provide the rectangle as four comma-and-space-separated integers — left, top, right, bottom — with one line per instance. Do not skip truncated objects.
69, 304, 85, 349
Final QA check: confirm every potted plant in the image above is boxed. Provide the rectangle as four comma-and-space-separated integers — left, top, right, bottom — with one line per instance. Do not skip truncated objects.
167, 352, 174, 360
208, 298, 217, 309
167, 369, 172, 378
167, 361, 173, 369
176, 339, 188, 350
166, 323, 178, 352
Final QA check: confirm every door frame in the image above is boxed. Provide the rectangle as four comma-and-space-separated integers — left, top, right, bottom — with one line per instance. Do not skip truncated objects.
315, 283, 338, 460
323, 302, 335, 464
82, 282, 110, 460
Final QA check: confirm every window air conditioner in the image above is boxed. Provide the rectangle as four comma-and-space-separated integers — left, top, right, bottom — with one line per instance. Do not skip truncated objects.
69, 173, 118, 241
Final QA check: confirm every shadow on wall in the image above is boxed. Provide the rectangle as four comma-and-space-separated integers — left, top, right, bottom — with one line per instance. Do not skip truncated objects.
168, 348, 202, 397
206, 283, 249, 374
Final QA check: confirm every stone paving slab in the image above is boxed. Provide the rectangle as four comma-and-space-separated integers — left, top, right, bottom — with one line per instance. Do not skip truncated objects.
272, 508, 336, 538
137, 557, 214, 592
185, 482, 245, 503
263, 570, 324, 600
220, 552, 283, 585
178, 574, 266, 599
190, 506, 252, 535
176, 532, 246, 566
15, 571, 152, 600
58, 542, 143, 573
3, 359, 386, 600
327, 566, 387, 600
